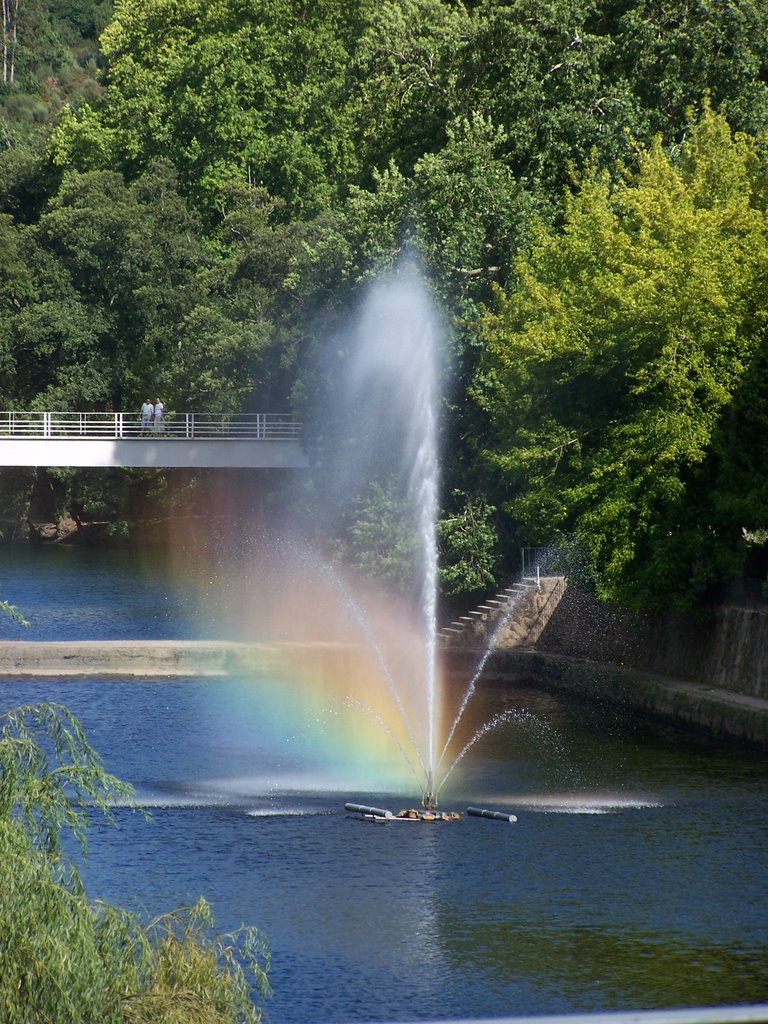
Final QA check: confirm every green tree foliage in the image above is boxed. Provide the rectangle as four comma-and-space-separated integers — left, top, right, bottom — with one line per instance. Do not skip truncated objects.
412, 115, 542, 313
438, 489, 498, 596
1, 0, 110, 141
1, 160, 281, 411
40, 0, 768, 374
601, 0, 768, 135
476, 108, 768, 609
51, 0, 365, 214
50, 0, 768, 236
0, 701, 271, 1023
348, 0, 473, 179
349, 0, 768, 219
332, 480, 420, 590
0, 597, 28, 623
4, 0, 768, 598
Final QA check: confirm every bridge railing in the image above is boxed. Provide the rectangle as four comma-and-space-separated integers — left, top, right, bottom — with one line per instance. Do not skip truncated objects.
0, 411, 302, 441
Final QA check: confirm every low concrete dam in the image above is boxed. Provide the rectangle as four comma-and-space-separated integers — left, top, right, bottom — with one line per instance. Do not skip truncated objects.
1, 638, 767, 751
0, 639, 375, 682
0, 640, 285, 678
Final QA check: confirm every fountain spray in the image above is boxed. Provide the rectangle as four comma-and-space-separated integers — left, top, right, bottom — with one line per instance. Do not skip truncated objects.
310, 263, 535, 818
314, 259, 449, 807
334, 260, 443, 804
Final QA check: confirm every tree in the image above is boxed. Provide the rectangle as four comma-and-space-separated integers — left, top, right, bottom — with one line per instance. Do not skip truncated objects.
0, 160, 285, 413
30, 163, 205, 406
1, 0, 110, 139
0, 701, 271, 1023
475, 108, 768, 609
2, 0, 20, 86
50, 0, 365, 216
598, 0, 768, 136
332, 480, 421, 590
347, 0, 473, 180
438, 489, 498, 596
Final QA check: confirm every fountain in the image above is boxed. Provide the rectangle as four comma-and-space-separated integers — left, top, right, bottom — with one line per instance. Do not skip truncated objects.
146, 259, 539, 818
301, 260, 520, 816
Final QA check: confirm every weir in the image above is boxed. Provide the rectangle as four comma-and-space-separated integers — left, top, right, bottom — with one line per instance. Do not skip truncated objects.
1, 640, 767, 751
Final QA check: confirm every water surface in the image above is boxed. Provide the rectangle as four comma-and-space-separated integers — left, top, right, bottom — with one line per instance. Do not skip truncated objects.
1, 546, 767, 1022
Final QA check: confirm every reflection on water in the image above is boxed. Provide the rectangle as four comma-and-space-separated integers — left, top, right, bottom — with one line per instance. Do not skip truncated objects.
0, 674, 766, 1023
444, 916, 768, 1010
0, 544, 212, 640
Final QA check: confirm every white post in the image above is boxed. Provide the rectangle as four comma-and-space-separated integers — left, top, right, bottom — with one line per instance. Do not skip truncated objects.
44, 411, 51, 438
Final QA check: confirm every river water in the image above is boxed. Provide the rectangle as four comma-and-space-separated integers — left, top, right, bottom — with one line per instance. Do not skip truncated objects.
1, 545, 768, 1023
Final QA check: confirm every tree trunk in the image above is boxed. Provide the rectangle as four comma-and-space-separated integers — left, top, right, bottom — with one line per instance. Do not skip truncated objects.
2, 0, 19, 85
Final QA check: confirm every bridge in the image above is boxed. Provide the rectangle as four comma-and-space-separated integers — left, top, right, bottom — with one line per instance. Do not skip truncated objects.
0, 410, 308, 469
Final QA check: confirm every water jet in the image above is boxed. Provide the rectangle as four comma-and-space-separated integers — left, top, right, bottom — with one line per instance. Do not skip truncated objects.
311, 261, 540, 814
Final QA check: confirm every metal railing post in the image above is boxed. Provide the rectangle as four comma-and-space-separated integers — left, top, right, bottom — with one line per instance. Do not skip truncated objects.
44, 412, 51, 438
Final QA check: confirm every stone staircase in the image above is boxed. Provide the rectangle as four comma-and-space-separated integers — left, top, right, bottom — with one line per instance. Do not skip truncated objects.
439, 576, 567, 651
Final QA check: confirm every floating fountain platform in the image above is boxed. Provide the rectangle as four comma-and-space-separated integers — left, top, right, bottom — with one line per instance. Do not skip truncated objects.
345, 802, 461, 823
345, 802, 517, 823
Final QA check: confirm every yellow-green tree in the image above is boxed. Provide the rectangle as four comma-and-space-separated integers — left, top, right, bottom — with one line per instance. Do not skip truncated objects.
475, 108, 768, 609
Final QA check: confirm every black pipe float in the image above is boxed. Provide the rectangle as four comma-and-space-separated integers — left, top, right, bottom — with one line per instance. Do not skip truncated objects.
467, 806, 518, 823
345, 803, 393, 819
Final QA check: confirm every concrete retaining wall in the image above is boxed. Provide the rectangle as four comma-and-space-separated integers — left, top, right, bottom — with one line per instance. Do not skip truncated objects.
537, 589, 768, 699
2, 632, 766, 750
463, 647, 768, 750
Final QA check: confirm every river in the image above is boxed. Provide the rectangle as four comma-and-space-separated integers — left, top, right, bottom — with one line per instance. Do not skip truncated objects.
1, 545, 767, 1023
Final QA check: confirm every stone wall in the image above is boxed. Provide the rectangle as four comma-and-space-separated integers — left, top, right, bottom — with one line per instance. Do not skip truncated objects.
537, 588, 768, 699
473, 648, 768, 749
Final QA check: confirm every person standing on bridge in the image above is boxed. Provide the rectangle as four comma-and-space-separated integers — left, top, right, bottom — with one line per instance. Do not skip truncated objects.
153, 398, 165, 433
140, 399, 154, 434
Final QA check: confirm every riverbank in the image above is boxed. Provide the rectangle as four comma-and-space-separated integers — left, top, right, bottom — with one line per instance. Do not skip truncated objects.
536, 586, 768, 699
476, 648, 768, 750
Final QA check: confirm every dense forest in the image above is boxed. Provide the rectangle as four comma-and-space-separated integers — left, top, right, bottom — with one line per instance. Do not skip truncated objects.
2, 0, 768, 609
